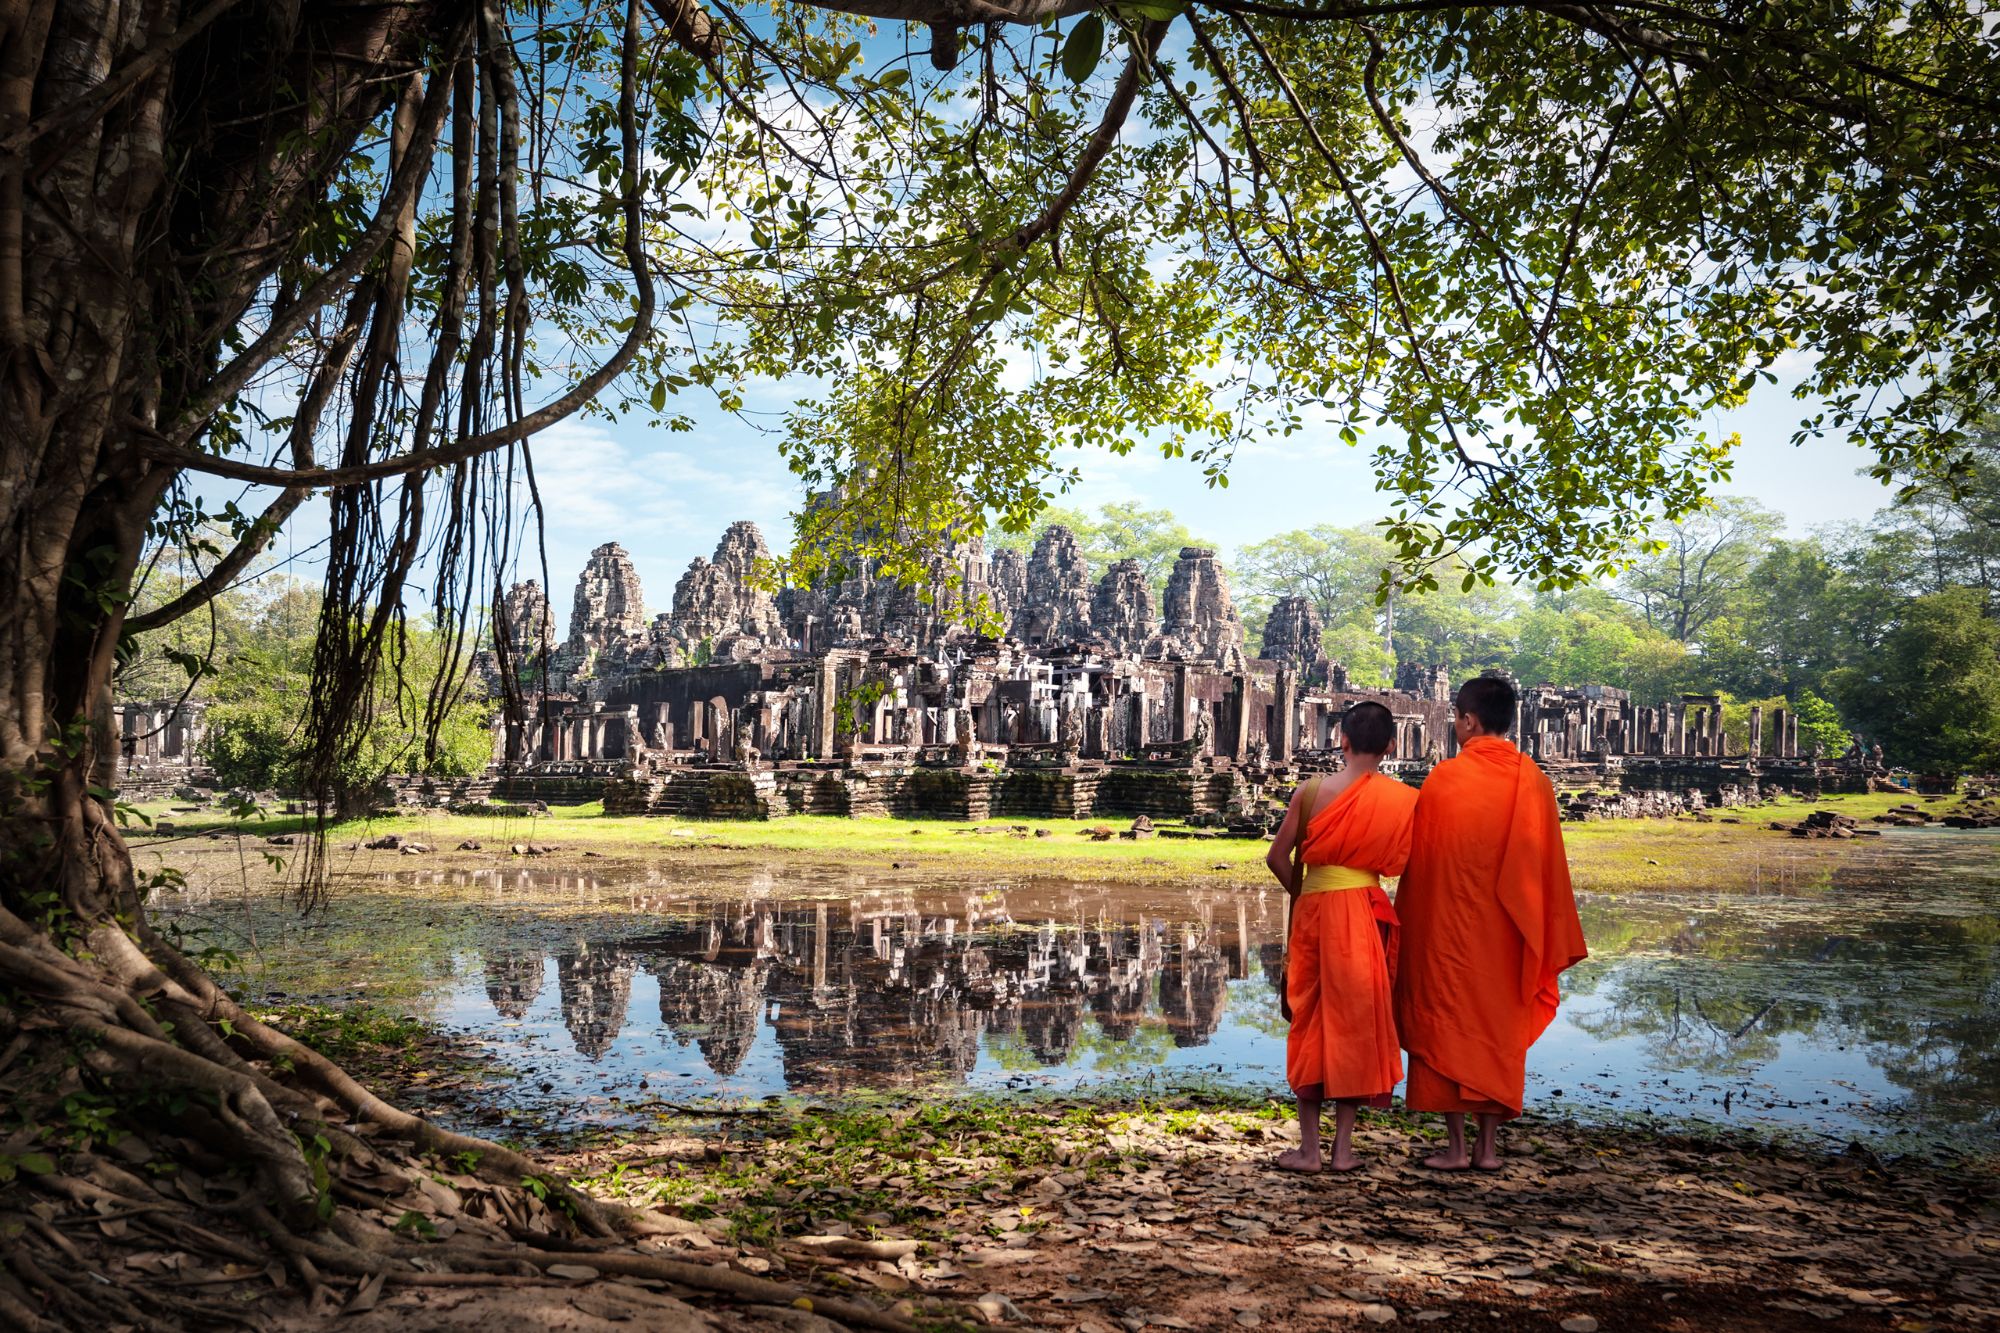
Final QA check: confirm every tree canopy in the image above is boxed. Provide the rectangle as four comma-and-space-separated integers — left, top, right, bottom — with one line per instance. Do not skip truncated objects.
721, 0, 2000, 607
1211, 451, 1998, 768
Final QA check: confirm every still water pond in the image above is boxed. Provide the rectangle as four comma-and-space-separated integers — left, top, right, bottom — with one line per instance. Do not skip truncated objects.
154, 830, 2000, 1154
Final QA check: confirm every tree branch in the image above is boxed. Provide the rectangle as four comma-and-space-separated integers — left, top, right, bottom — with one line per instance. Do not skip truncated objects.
645, 0, 723, 58
787, 0, 1098, 25
1003, 18, 1167, 256
121, 488, 306, 635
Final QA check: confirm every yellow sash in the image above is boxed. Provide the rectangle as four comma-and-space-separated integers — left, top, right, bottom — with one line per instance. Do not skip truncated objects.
1300, 862, 1379, 895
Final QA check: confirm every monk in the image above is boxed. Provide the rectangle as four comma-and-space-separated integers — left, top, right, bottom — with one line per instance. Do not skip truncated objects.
1395, 676, 1587, 1170
1265, 701, 1418, 1172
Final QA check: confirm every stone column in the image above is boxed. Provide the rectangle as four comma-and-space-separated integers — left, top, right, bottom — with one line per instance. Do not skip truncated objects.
1271, 667, 1294, 763
1748, 705, 1764, 758
815, 653, 840, 760
1231, 673, 1252, 762
1173, 664, 1191, 743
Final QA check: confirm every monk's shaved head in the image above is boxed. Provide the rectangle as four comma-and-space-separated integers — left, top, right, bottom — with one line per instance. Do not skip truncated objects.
1455, 677, 1516, 736
1341, 701, 1396, 755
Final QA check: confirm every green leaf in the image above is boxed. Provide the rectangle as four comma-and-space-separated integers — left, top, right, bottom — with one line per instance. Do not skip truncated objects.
15, 1153, 55, 1176
1062, 15, 1105, 85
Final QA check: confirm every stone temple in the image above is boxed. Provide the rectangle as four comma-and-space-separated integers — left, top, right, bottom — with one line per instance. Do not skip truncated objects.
365, 517, 1851, 823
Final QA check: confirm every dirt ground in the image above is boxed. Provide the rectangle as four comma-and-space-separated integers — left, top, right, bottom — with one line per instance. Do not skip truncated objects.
20, 1064, 1992, 1331
389, 1101, 1995, 1333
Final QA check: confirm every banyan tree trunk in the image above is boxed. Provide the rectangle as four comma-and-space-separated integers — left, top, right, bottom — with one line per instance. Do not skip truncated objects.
0, 0, 627, 1323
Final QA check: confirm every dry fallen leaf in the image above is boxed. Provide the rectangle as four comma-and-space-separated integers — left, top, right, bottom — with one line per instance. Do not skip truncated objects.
342, 1272, 386, 1315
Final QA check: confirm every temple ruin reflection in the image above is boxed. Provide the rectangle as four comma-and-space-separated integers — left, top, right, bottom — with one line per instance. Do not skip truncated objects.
482, 946, 545, 1019
475, 886, 1278, 1090
555, 940, 633, 1059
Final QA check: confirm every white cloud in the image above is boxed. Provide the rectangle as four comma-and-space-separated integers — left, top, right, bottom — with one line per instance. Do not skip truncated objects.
514, 416, 805, 609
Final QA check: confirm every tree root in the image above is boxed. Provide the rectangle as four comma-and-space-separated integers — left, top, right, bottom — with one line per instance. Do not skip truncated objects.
136, 921, 630, 1236
0, 1267, 59, 1333
503, 1249, 918, 1332
0, 906, 920, 1331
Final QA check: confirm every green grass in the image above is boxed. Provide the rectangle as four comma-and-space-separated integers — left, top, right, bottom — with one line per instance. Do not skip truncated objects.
1561, 789, 1949, 891
129, 802, 1279, 884
127, 785, 1953, 894
247, 1002, 427, 1064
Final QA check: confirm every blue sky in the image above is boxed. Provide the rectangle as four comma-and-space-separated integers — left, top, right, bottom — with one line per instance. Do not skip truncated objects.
482, 360, 1898, 619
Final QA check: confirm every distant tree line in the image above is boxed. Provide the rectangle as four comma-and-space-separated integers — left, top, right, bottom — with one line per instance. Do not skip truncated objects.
1006, 431, 2000, 774
121, 538, 490, 809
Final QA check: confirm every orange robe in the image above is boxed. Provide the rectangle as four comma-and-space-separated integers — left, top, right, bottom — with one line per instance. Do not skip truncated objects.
1394, 735, 1587, 1119
1286, 772, 1419, 1105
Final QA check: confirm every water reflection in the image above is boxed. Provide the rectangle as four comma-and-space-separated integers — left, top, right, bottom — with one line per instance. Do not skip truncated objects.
483, 947, 544, 1019
472, 888, 1264, 1093
1559, 906, 2000, 1135
157, 830, 2000, 1148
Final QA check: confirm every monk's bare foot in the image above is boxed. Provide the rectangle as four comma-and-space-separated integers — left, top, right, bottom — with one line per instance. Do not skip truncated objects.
1276, 1147, 1322, 1173
1473, 1150, 1504, 1171
1327, 1149, 1363, 1172
1423, 1148, 1472, 1170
